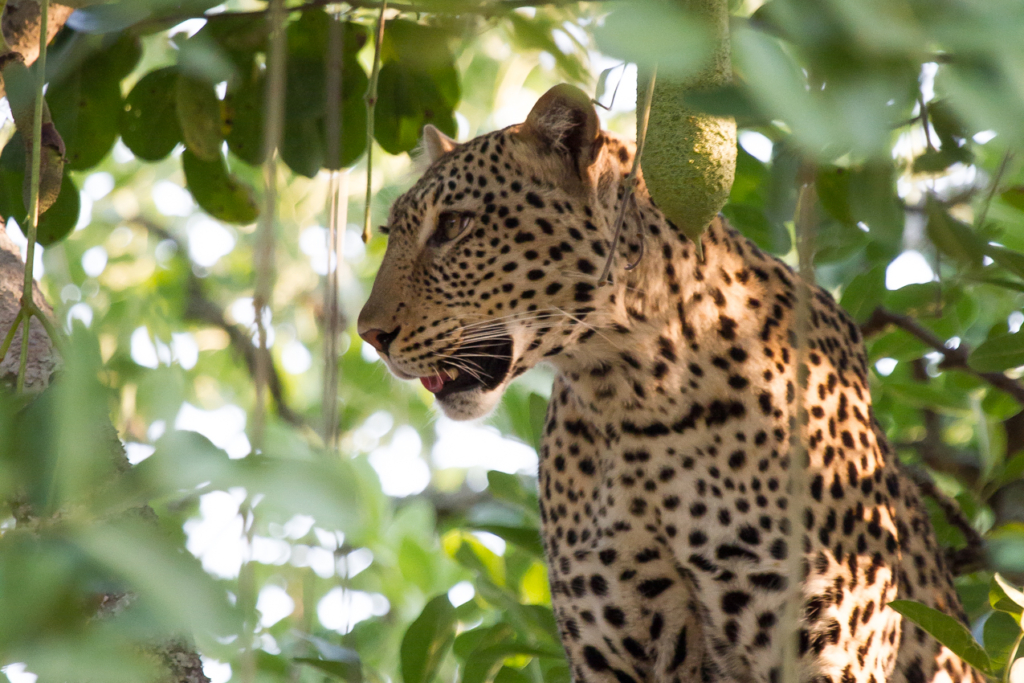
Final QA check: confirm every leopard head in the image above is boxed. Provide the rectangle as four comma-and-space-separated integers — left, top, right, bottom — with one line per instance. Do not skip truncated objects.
357, 84, 630, 420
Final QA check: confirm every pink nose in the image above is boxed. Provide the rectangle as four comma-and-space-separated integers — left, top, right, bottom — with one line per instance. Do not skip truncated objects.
359, 327, 399, 355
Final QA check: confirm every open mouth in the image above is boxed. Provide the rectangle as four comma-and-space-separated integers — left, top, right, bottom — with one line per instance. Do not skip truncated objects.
419, 336, 514, 399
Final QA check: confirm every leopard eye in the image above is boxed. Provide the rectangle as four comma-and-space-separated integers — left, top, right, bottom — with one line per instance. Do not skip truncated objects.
432, 212, 473, 245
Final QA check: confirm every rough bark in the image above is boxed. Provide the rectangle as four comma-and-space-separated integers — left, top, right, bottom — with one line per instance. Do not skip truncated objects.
0, 225, 57, 388
2, 0, 74, 67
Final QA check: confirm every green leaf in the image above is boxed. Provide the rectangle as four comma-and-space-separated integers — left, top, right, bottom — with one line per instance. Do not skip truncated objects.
46, 67, 122, 171
991, 574, 1024, 621
120, 67, 183, 161
1002, 186, 1024, 213
983, 611, 1021, 670
68, 0, 221, 33
593, 0, 711, 77
505, 13, 587, 83
73, 519, 240, 636
373, 20, 459, 155
722, 203, 790, 254
986, 244, 1024, 280
400, 594, 457, 683
181, 150, 258, 224
176, 74, 223, 162
889, 600, 992, 674
177, 33, 236, 84
454, 623, 515, 660
453, 534, 506, 587
278, 15, 369, 175
840, 265, 886, 324
969, 333, 1024, 373
36, 173, 81, 246
461, 643, 564, 683
469, 524, 543, 557
816, 166, 854, 225
486, 472, 538, 515
295, 655, 362, 682
926, 202, 986, 267
494, 667, 532, 683
374, 60, 458, 155
224, 68, 265, 166
0, 141, 79, 244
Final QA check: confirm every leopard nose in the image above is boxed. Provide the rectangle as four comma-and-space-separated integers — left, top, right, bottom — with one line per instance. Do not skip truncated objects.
360, 326, 400, 355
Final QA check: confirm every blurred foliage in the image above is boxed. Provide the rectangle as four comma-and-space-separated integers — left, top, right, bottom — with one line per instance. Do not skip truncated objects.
1, 0, 1024, 682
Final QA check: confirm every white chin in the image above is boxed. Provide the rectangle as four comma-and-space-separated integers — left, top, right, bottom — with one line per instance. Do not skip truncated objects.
436, 386, 504, 421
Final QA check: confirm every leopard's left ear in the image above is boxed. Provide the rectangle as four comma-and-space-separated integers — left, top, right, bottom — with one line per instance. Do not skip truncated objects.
422, 124, 459, 163
521, 84, 602, 174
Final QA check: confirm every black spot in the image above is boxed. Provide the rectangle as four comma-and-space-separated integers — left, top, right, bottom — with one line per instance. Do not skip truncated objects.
584, 646, 609, 672
728, 450, 746, 469
717, 545, 758, 562
669, 626, 688, 671
722, 591, 751, 614
604, 605, 626, 627
749, 573, 787, 591
810, 475, 824, 501
622, 637, 647, 661
638, 578, 673, 598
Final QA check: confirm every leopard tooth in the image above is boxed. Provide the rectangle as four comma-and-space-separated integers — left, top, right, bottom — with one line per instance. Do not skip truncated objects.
447, 368, 460, 380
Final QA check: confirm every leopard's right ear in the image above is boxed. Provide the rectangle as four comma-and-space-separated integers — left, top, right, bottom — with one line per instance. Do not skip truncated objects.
422, 124, 459, 163
521, 84, 602, 175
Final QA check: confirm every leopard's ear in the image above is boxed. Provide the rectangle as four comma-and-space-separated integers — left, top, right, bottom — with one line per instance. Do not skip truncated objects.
521, 84, 601, 173
422, 124, 459, 163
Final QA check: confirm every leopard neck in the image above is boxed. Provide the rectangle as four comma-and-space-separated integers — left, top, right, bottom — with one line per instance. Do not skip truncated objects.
545, 169, 760, 418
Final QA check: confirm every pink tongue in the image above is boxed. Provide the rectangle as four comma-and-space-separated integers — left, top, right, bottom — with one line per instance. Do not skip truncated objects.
420, 374, 446, 393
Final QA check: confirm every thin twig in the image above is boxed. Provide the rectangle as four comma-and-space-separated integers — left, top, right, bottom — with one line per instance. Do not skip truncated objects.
362, 1, 387, 244
975, 151, 1013, 230
861, 306, 1024, 405
781, 162, 817, 683
0, 308, 24, 362
16, 0, 47, 393
598, 64, 656, 286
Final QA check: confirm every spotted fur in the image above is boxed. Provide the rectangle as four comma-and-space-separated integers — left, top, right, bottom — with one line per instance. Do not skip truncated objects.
358, 85, 982, 683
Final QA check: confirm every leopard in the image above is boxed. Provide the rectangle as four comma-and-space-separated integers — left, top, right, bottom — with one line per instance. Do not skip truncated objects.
357, 84, 981, 683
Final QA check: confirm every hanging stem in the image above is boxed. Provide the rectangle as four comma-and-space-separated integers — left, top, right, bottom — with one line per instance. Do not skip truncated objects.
362, 0, 387, 244
597, 64, 656, 286
252, 0, 287, 451
323, 13, 346, 446
15, 0, 48, 393
780, 161, 817, 683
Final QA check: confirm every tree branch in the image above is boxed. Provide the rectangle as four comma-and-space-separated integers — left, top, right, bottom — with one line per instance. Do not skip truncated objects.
141, 220, 306, 430
149, 0, 591, 27
862, 306, 1024, 405
901, 464, 986, 575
